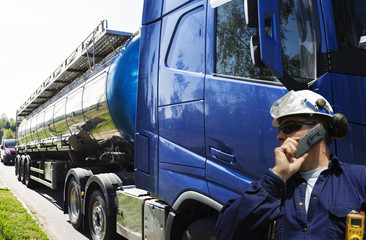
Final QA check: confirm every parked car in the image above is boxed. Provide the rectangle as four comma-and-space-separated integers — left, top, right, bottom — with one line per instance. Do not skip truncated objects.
1, 139, 18, 165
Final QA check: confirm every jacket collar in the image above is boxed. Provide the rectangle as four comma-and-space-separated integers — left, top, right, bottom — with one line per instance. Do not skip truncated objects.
328, 155, 342, 175
292, 155, 341, 181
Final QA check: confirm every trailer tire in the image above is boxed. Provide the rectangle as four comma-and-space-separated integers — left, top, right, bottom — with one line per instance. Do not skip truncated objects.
19, 157, 25, 183
67, 177, 82, 230
88, 189, 116, 240
16, 158, 21, 181
181, 216, 217, 240
15, 157, 19, 177
24, 159, 33, 188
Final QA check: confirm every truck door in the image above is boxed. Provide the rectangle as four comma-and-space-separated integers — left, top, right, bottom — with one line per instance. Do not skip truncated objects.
157, 1, 208, 204
205, 0, 320, 203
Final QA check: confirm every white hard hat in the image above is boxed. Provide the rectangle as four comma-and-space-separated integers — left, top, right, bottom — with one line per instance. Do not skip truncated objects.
270, 90, 334, 127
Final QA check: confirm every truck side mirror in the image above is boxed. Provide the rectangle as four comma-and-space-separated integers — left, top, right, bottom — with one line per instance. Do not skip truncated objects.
257, 0, 283, 78
250, 36, 265, 68
245, 0, 266, 68
244, 0, 308, 90
244, 0, 258, 27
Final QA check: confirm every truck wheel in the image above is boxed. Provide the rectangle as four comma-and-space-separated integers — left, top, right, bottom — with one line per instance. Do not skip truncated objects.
67, 177, 82, 229
24, 159, 33, 188
181, 216, 217, 240
88, 190, 116, 240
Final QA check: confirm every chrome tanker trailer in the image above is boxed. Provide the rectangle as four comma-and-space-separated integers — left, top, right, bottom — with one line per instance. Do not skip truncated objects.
15, 21, 142, 238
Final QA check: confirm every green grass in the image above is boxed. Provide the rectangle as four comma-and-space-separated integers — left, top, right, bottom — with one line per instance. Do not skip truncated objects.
0, 188, 49, 240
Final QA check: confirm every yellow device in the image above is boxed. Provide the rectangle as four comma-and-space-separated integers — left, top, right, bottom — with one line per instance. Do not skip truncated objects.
345, 210, 364, 240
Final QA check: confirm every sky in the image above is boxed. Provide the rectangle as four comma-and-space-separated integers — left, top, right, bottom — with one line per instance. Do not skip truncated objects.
0, 0, 143, 120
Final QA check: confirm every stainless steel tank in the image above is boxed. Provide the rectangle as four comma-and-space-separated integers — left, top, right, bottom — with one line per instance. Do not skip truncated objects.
17, 36, 140, 163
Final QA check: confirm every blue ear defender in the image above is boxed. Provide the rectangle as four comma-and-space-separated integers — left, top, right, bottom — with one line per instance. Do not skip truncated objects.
329, 113, 349, 139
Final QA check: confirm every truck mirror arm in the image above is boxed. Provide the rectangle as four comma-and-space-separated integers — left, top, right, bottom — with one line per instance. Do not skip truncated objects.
277, 72, 309, 91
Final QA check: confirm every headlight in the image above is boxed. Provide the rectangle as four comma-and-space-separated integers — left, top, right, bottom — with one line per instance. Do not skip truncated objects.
5, 150, 11, 155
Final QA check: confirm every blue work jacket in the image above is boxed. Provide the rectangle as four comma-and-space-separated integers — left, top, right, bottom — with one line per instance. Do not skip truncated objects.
216, 156, 366, 240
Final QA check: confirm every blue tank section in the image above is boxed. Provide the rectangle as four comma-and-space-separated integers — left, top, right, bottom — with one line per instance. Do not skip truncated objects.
106, 36, 140, 144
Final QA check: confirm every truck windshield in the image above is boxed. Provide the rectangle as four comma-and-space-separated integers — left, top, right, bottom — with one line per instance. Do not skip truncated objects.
333, 0, 366, 49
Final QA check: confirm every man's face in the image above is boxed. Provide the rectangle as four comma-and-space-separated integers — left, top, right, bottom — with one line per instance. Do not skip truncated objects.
276, 116, 315, 145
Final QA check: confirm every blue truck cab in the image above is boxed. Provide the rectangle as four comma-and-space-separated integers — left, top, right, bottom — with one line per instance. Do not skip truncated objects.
134, 0, 366, 238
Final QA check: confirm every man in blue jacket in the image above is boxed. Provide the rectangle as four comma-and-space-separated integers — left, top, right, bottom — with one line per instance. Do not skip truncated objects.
216, 90, 366, 240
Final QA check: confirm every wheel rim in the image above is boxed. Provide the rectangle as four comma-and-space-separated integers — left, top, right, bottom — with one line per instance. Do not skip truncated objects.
92, 201, 106, 239
69, 187, 80, 221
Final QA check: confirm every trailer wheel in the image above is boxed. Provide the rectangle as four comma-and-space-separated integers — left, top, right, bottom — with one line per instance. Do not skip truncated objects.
88, 190, 115, 240
181, 216, 217, 240
16, 158, 22, 181
67, 177, 82, 229
19, 158, 25, 183
15, 157, 19, 177
24, 159, 33, 188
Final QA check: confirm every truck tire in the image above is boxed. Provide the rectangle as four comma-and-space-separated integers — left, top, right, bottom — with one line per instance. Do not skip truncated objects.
88, 189, 116, 240
24, 159, 33, 188
181, 216, 217, 240
67, 177, 82, 229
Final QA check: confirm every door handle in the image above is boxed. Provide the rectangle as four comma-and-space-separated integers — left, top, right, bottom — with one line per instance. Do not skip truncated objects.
210, 147, 236, 164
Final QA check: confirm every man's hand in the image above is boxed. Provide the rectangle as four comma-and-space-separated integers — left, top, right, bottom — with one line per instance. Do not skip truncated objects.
272, 137, 309, 181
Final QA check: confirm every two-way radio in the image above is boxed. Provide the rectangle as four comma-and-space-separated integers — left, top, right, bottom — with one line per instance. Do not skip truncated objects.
295, 124, 326, 158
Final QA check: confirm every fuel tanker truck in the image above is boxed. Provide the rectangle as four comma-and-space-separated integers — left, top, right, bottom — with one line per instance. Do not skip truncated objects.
14, 0, 366, 239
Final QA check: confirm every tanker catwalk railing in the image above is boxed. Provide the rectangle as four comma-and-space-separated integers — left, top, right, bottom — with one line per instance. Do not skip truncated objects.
17, 19, 133, 117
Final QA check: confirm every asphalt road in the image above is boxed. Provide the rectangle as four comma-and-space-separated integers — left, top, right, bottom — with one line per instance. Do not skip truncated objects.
0, 163, 90, 240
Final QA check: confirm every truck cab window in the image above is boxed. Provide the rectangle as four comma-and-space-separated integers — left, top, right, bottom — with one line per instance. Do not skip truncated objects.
215, 0, 318, 83
215, 0, 273, 81
167, 7, 204, 73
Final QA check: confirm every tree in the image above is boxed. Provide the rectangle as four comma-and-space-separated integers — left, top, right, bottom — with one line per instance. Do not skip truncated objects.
9, 118, 16, 132
0, 114, 16, 140
3, 129, 15, 139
